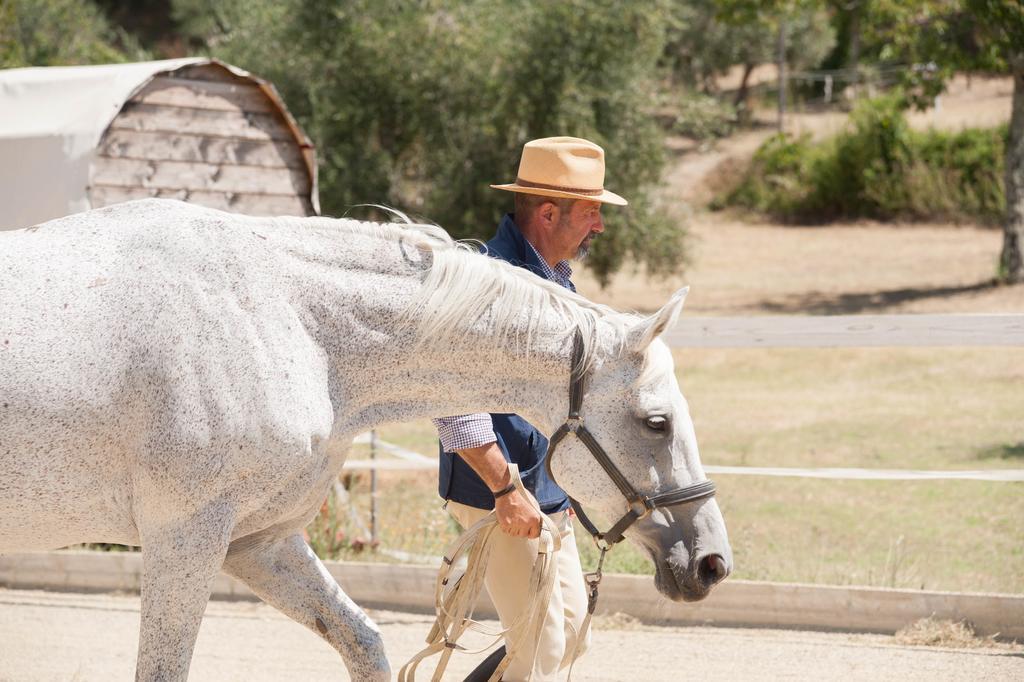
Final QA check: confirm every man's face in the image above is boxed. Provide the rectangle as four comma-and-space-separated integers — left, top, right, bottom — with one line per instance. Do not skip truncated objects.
557, 200, 604, 261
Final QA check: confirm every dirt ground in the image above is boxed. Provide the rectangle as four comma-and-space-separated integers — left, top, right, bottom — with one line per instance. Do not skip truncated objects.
2, 589, 1021, 682
576, 214, 1022, 315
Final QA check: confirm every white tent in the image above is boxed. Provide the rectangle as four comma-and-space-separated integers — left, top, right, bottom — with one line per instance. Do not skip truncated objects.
0, 58, 318, 231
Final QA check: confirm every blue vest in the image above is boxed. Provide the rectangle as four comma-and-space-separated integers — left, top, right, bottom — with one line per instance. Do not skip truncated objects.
437, 214, 571, 513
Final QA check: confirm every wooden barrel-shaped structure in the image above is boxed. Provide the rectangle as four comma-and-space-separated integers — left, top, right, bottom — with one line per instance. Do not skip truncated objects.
0, 58, 318, 231
90, 61, 318, 216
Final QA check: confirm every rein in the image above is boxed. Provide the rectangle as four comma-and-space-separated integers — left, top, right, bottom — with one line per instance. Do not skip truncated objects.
399, 465, 559, 682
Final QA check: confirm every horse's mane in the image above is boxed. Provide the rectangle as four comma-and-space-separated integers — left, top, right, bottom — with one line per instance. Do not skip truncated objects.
412, 238, 645, 370
259, 209, 642, 371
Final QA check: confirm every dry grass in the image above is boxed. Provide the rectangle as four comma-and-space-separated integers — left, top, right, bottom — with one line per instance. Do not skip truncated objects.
895, 617, 997, 649
343, 340, 1024, 594
592, 612, 644, 631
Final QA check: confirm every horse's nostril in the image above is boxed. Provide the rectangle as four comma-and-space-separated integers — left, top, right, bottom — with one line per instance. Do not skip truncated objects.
699, 554, 728, 586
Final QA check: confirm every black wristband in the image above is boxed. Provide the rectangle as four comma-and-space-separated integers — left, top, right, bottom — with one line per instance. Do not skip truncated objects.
492, 482, 517, 499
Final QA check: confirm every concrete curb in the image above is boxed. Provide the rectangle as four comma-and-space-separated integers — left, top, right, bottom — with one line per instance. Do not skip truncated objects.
1, 551, 1021, 639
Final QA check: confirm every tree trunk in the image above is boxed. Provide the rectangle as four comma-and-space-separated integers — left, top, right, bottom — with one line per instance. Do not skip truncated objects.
848, 1, 862, 78
777, 21, 787, 134
733, 62, 755, 109
1000, 54, 1024, 284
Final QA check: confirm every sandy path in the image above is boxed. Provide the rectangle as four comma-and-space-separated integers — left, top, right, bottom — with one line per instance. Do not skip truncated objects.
1, 588, 1020, 681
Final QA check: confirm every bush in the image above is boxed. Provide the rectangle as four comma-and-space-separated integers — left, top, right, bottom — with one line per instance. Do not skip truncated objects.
669, 92, 737, 141
721, 93, 1006, 224
720, 133, 816, 216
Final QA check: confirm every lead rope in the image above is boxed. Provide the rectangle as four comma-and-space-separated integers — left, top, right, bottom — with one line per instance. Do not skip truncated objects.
398, 464, 561, 682
564, 543, 606, 681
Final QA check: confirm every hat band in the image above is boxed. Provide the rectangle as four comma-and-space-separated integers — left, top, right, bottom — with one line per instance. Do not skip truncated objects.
515, 177, 604, 197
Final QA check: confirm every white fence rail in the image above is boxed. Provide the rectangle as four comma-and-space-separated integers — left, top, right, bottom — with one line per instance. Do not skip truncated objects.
344, 446, 1024, 482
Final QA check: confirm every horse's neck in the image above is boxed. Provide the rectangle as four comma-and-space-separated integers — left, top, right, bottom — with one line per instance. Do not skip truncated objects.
282, 226, 573, 436
350, 314, 572, 434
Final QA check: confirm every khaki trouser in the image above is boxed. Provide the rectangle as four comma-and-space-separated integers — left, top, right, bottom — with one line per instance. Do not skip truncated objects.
446, 501, 591, 682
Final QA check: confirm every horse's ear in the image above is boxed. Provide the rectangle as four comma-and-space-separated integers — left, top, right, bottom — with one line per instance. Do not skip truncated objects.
628, 286, 688, 353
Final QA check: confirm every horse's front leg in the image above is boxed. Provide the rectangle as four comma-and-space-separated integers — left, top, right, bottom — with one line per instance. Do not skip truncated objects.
224, 532, 390, 681
136, 499, 236, 681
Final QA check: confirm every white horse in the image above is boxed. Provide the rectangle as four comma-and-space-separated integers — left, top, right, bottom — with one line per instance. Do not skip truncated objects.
0, 198, 731, 680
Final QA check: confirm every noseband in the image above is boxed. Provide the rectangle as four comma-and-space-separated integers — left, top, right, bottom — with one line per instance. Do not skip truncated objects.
545, 330, 717, 552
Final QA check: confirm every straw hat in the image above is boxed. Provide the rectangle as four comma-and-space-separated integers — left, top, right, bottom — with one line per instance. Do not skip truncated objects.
490, 136, 628, 206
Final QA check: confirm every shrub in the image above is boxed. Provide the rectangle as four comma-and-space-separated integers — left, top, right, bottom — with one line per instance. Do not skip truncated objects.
715, 132, 818, 217
669, 92, 737, 141
722, 93, 1006, 224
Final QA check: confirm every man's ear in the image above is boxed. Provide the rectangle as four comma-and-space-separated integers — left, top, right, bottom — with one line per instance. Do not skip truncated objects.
537, 200, 560, 228
627, 287, 689, 353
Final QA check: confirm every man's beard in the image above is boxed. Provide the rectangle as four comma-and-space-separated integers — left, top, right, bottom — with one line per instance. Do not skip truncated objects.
576, 232, 598, 260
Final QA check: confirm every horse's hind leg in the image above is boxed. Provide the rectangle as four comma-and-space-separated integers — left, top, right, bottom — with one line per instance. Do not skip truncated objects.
224, 532, 390, 681
135, 500, 235, 681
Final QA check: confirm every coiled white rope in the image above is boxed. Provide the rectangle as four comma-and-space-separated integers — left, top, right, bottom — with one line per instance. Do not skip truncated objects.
398, 464, 562, 682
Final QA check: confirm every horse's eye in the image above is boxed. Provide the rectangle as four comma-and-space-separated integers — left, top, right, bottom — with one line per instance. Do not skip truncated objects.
645, 416, 668, 432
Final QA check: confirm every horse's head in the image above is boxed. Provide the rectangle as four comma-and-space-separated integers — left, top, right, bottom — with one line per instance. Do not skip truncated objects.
548, 287, 732, 602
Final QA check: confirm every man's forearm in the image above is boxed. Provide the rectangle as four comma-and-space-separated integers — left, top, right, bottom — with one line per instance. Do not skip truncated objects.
455, 442, 511, 492
455, 442, 542, 538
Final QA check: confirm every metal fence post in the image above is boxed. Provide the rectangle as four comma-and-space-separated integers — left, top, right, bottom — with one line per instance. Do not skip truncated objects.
777, 20, 787, 133
369, 429, 378, 544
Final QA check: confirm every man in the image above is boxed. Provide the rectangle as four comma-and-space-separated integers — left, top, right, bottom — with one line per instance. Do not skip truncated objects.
432, 136, 627, 681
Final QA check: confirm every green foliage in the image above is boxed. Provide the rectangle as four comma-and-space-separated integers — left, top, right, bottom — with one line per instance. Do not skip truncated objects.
664, 0, 836, 91
965, 0, 1024, 58
720, 132, 815, 216
0, 0, 145, 68
722, 93, 1006, 223
837, 1, 1023, 105
173, 0, 682, 284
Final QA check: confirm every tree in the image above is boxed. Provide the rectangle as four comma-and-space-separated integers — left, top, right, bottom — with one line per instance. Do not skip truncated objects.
860, 0, 1024, 283
971, 0, 1024, 284
663, 1, 835, 110
0, 0, 145, 68
171, 0, 683, 285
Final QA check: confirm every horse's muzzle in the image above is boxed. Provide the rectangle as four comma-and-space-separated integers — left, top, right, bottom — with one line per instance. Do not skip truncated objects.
654, 543, 732, 602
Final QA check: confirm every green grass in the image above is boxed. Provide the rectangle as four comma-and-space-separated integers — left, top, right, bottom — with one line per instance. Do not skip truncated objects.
325, 347, 1024, 594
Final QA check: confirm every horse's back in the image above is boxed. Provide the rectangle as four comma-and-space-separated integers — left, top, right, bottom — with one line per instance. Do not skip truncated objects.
0, 200, 334, 551
1, 199, 269, 420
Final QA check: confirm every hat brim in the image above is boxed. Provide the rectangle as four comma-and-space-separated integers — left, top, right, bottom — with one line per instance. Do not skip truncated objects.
490, 183, 628, 206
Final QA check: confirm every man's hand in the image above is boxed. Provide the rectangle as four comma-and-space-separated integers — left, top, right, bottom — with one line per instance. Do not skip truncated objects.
455, 442, 543, 538
494, 487, 543, 538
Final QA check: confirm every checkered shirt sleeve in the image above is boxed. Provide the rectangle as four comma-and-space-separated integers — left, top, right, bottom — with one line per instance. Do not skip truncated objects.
432, 413, 497, 452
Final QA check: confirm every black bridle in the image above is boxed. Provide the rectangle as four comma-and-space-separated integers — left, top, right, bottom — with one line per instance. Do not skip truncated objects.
545, 330, 717, 553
